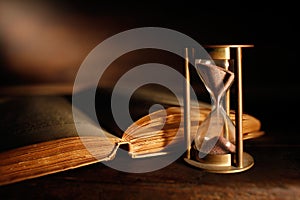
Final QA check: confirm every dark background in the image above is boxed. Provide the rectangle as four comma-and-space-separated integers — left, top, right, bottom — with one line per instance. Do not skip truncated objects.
1, 0, 299, 134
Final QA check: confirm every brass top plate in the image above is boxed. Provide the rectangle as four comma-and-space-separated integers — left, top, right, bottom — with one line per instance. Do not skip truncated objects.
203, 44, 254, 48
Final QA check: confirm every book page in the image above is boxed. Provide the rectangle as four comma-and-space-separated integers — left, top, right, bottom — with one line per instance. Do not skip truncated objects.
123, 104, 262, 157
0, 96, 119, 151
0, 95, 120, 186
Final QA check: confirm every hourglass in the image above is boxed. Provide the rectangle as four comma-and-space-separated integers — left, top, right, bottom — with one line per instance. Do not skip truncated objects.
184, 45, 255, 173
194, 59, 236, 158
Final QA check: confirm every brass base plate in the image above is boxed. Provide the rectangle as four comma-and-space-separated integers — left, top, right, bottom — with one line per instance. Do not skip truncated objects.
184, 152, 254, 173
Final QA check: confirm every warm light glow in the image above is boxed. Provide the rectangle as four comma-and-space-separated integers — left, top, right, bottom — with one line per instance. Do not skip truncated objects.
0, 1, 118, 84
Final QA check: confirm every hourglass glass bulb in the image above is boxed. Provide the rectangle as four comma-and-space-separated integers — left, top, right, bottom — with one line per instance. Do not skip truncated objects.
194, 59, 236, 158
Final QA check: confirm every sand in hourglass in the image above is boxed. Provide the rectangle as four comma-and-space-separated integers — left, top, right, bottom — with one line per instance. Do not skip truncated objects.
198, 136, 236, 158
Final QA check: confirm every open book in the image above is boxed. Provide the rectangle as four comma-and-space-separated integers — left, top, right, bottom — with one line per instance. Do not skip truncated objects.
0, 92, 263, 186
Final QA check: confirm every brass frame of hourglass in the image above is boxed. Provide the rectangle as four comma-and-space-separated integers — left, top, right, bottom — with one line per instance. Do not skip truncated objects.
184, 44, 254, 173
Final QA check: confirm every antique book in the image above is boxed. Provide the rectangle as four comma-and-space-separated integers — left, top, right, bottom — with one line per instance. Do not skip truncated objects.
0, 91, 263, 186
